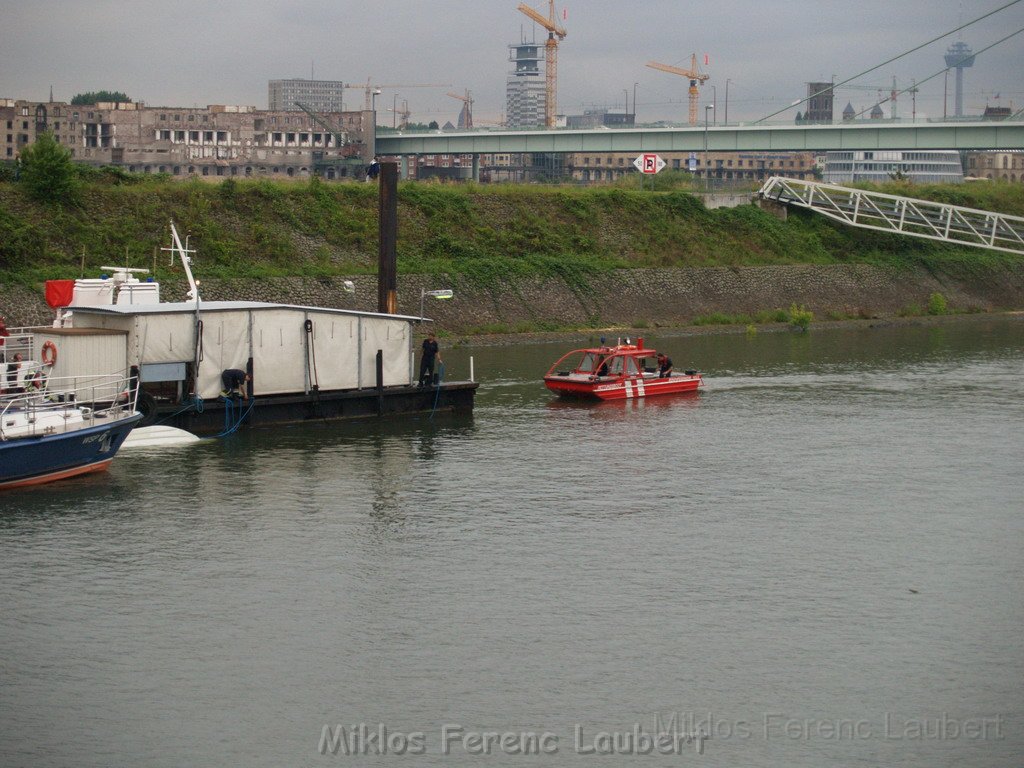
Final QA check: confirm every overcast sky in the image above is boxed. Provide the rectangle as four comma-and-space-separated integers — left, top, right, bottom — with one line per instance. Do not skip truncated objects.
2, 0, 1022, 125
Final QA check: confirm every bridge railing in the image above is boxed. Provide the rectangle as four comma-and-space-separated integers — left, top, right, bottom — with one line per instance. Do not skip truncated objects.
759, 177, 1024, 256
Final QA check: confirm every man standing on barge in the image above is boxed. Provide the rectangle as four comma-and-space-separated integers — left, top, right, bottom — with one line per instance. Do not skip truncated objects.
418, 332, 441, 387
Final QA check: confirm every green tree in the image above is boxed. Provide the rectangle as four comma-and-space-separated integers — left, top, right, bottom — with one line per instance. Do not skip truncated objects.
70, 91, 131, 105
19, 132, 80, 204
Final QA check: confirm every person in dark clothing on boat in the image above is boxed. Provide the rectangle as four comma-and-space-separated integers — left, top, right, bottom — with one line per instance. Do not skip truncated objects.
418, 332, 441, 387
597, 359, 609, 377
0, 316, 8, 365
221, 368, 250, 400
6, 352, 24, 393
657, 353, 673, 378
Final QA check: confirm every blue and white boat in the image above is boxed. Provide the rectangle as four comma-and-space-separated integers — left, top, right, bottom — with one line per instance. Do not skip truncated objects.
0, 369, 141, 490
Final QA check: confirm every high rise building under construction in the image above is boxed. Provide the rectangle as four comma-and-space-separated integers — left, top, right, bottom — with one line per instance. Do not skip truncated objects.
506, 41, 546, 128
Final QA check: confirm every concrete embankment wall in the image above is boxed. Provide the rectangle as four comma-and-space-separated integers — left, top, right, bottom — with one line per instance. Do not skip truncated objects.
4, 263, 1023, 332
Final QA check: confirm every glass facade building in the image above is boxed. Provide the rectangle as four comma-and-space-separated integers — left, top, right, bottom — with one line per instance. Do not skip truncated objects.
824, 150, 964, 184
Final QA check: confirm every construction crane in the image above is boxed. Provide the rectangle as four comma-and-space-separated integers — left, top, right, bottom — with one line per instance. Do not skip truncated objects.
347, 79, 452, 110
390, 99, 411, 130
646, 54, 710, 126
447, 90, 474, 129
517, 1, 567, 128
294, 101, 347, 148
837, 76, 906, 120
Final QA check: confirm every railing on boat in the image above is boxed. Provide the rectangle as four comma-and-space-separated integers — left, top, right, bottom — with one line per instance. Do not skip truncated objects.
1, 327, 37, 365
0, 373, 139, 441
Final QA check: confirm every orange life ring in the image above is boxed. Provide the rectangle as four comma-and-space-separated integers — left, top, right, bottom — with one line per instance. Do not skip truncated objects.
41, 340, 58, 366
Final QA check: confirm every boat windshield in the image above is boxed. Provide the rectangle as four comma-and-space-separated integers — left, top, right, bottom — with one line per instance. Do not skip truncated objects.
624, 357, 640, 376
576, 352, 599, 373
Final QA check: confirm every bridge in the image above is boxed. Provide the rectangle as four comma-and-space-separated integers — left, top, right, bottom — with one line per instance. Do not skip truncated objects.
759, 177, 1024, 256
375, 120, 1024, 158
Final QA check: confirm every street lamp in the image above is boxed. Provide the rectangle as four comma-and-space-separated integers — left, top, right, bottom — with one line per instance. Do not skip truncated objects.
710, 85, 717, 125
370, 88, 382, 159
943, 69, 949, 120
704, 104, 713, 191
392, 93, 399, 129
725, 79, 731, 125
420, 288, 454, 321
633, 82, 638, 122
623, 88, 629, 117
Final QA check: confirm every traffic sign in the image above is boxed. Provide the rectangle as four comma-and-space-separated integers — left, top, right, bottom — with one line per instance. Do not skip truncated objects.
633, 153, 666, 174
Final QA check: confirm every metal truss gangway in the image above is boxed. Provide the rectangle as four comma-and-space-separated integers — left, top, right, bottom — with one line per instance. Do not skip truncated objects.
758, 177, 1024, 256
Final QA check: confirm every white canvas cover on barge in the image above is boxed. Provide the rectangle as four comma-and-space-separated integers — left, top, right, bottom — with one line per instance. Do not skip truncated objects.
68, 301, 418, 399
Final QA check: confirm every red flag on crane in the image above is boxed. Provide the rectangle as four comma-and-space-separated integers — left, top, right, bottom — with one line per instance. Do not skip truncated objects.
704, 54, 709, 66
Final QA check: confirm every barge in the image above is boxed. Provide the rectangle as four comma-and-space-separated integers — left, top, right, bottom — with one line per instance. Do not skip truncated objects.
14, 222, 476, 436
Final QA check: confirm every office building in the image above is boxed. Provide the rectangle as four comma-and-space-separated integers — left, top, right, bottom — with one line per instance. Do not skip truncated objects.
268, 79, 349, 113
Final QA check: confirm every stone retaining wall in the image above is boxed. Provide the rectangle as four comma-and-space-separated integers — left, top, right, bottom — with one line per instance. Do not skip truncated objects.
3, 262, 1023, 332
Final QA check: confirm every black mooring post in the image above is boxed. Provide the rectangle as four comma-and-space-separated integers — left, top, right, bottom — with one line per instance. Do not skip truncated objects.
375, 349, 384, 415
378, 162, 398, 315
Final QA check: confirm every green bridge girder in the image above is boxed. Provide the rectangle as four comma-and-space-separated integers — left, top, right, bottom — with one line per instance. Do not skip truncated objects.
375, 121, 1024, 156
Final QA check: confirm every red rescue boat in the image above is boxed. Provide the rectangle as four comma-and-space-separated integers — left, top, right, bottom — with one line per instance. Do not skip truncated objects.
543, 338, 703, 400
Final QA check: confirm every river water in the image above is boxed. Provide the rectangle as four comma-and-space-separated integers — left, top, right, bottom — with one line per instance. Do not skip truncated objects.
2, 316, 1022, 768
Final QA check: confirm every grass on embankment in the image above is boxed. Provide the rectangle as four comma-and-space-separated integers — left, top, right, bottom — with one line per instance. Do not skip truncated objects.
1, 173, 1023, 289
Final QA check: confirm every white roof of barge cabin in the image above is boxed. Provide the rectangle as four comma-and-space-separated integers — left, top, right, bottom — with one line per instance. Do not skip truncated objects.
69, 301, 425, 323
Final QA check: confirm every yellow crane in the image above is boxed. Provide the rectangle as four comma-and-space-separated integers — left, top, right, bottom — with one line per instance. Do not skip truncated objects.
517, 1, 567, 128
447, 90, 474, 129
646, 54, 710, 126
